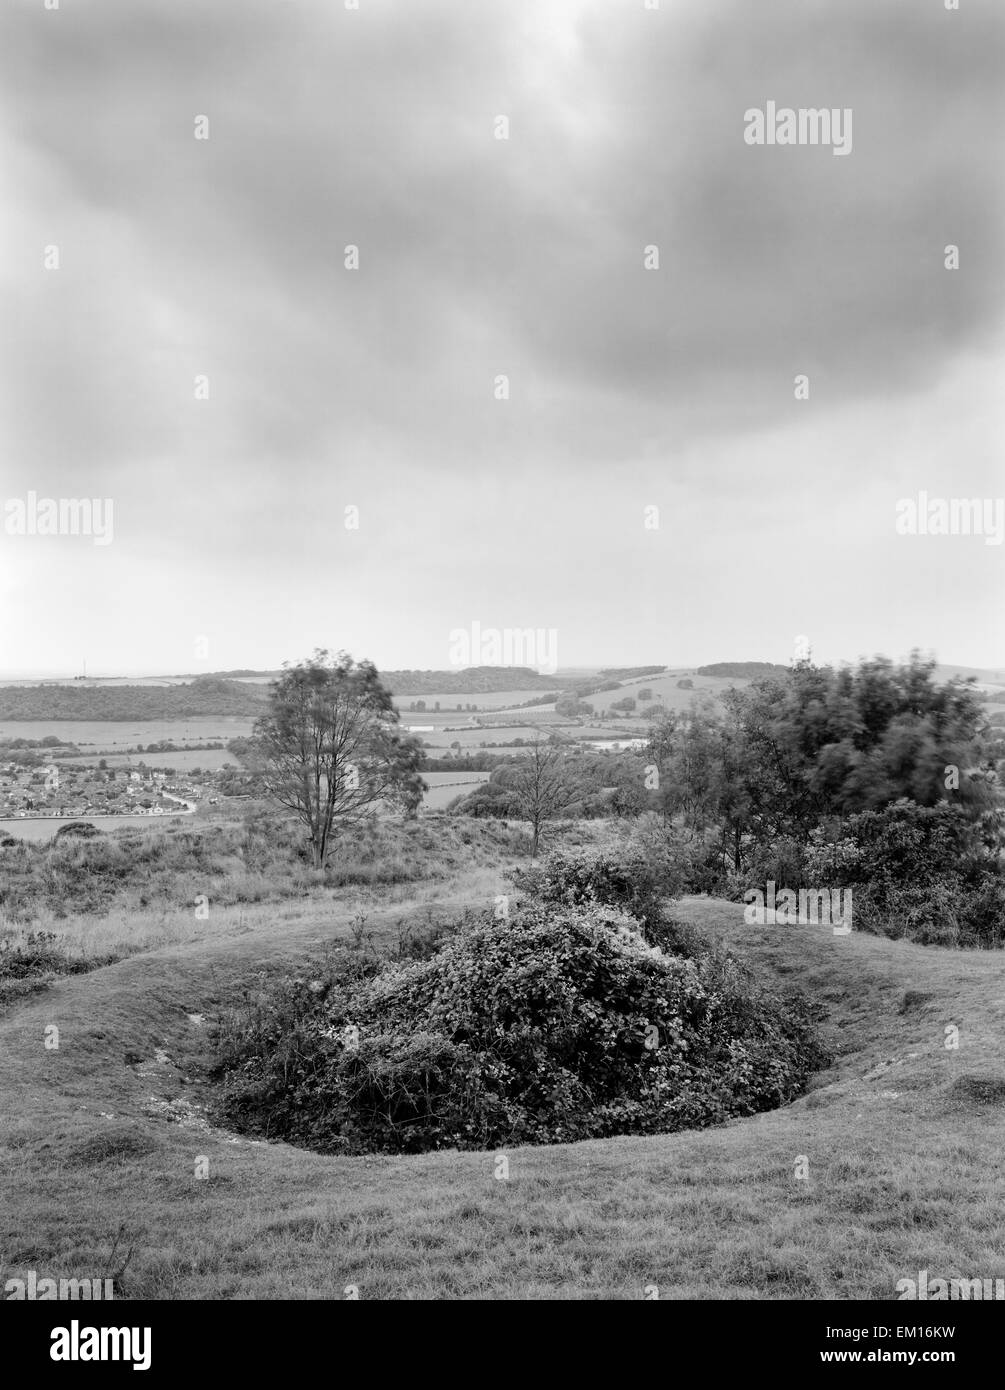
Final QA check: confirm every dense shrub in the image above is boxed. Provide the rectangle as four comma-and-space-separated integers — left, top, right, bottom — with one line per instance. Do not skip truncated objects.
848, 882, 961, 947
741, 836, 808, 896
844, 875, 1005, 949
448, 751, 655, 823
511, 844, 666, 918
215, 891, 828, 1155
0, 930, 78, 980
629, 819, 747, 900
54, 821, 103, 840
803, 800, 1005, 948
805, 800, 982, 889
0, 929, 120, 990
509, 844, 703, 955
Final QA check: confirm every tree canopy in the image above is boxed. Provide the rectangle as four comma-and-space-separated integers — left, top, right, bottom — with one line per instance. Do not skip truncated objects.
254, 650, 424, 867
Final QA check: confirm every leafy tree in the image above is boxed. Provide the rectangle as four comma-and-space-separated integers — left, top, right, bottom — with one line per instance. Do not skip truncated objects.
647, 699, 724, 833
715, 696, 755, 870
555, 696, 594, 718
722, 654, 991, 844
511, 736, 582, 856
254, 650, 425, 868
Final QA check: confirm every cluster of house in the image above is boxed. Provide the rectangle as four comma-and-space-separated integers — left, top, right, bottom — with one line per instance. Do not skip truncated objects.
0, 763, 202, 820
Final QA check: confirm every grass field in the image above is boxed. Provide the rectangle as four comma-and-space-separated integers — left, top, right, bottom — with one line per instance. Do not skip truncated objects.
394, 689, 558, 711
2, 837, 1003, 1300
0, 719, 255, 750
54, 749, 239, 771
0, 812, 196, 844
420, 772, 491, 809
415, 721, 642, 753
575, 671, 749, 715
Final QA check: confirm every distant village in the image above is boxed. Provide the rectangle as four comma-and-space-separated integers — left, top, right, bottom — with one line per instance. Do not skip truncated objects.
0, 747, 256, 822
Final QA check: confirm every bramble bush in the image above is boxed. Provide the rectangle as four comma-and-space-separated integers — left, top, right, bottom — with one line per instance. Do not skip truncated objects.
0, 927, 122, 1009
510, 843, 705, 956
214, 853, 829, 1154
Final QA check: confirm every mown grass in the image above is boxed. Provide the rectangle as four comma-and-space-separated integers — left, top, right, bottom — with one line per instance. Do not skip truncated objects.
2, 847, 1004, 1299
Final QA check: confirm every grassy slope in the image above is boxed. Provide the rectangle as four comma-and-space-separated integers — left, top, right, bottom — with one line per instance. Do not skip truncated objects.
576, 672, 748, 716
2, 880, 1004, 1300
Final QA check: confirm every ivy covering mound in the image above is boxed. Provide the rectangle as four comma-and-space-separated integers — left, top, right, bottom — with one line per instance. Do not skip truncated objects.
215, 857, 829, 1154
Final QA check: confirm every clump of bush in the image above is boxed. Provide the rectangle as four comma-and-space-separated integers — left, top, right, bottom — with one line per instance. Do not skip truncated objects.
510, 843, 704, 956
0, 930, 83, 980
0, 928, 122, 1009
54, 821, 103, 840
214, 853, 828, 1154
803, 800, 1005, 949
628, 817, 749, 900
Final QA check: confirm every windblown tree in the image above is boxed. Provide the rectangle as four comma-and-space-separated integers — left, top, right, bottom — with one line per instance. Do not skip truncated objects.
511, 735, 582, 856
254, 650, 425, 868
643, 656, 996, 874
722, 654, 994, 844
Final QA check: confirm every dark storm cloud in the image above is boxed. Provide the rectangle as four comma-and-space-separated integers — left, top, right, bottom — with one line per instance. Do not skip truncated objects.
6, 0, 1002, 492
1, 0, 1002, 672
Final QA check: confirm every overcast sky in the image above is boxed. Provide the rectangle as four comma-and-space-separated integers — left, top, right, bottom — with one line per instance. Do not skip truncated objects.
1, 0, 1003, 676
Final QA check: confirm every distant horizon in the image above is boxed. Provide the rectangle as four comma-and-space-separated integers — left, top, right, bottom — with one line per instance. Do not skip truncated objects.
2, 652, 1004, 685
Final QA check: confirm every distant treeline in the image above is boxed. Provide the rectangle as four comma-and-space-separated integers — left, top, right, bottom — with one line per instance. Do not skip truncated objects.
597, 666, 668, 679
0, 735, 79, 767
0, 678, 267, 720
695, 662, 790, 679
0, 735, 68, 748
169, 666, 579, 697
507, 692, 561, 708
170, 669, 274, 679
